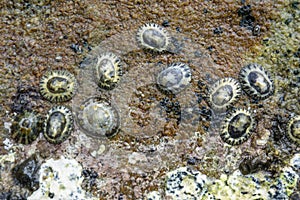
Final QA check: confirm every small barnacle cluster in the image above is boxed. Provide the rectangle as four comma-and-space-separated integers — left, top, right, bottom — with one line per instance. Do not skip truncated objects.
208, 63, 275, 146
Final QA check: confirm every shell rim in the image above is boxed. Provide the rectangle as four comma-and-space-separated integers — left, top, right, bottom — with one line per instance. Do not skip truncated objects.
287, 115, 300, 144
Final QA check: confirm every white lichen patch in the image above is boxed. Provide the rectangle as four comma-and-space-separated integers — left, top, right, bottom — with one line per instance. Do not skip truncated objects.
145, 191, 161, 200
290, 153, 300, 171
28, 156, 96, 200
3, 138, 13, 150
268, 166, 299, 199
206, 166, 299, 200
165, 167, 207, 200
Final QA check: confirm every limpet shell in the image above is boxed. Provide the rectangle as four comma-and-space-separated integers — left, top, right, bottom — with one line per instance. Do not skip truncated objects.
209, 78, 241, 110
287, 115, 300, 145
76, 97, 120, 138
156, 62, 192, 95
11, 111, 43, 144
44, 106, 74, 144
94, 52, 122, 90
239, 63, 274, 100
136, 23, 170, 52
39, 70, 77, 102
220, 108, 255, 145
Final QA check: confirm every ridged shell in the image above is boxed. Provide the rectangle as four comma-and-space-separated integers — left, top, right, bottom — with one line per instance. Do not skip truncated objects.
220, 108, 255, 145
39, 70, 77, 102
136, 23, 170, 52
76, 97, 120, 138
287, 115, 300, 145
94, 52, 122, 90
43, 106, 73, 144
239, 63, 274, 100
156, 62, 192, 94
209, 78, 241, 110
11, 111, 43, 144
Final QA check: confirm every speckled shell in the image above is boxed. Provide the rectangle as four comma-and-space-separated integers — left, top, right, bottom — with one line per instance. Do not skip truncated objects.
239, 63, 274, 100
156, 62, 192, 94
39, 70, 77, 102
76, 97, 120, 138
136, 23, 170, 52
11, 111, 43, 144
287, 115, 300, 145
220, 108, 255, 145
43, 106, 73, 144
94, 52, 122, 90
209, 78, 241, 110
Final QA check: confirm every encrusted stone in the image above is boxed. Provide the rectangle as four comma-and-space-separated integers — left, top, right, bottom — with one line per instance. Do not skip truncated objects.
136, 23, 170, 52
209, 78, 241, 110
11, 111, 43, 144
43, 106, 73, 144
156, 62, 192, 94
12, 154, 41, 191
76, 97, 120, 138
39, 70, 77, 102
165, 167, 207, 199
220, 108, 255, 145
94, 52, 122, 90
239, 63, 274, 100
286, 115, 300, 145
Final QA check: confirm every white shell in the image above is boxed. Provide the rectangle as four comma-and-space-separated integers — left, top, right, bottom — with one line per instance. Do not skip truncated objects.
209, 78, 241, 110
77, 97, 120, 138
94, 52, 122, 90
156, 62, 192, 94
136, 23, 170, 52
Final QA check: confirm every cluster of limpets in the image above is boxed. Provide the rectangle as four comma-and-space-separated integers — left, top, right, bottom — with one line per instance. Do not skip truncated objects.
74, 51, 123, 138
11, 70, 77, 145
209, 63, 274, 145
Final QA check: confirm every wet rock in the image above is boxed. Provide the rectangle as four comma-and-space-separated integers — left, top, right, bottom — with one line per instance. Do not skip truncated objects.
12, 155, 40, 191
